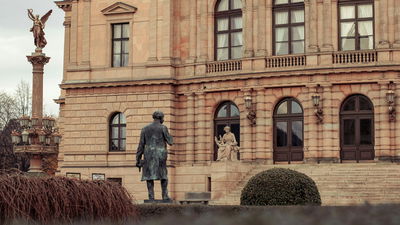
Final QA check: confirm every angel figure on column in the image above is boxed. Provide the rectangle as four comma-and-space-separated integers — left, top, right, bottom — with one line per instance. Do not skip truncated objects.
27, 9, 52, 49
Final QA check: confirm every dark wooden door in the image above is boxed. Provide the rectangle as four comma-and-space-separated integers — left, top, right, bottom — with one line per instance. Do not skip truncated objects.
340, 95, 374, 161
273, 98, 304, 163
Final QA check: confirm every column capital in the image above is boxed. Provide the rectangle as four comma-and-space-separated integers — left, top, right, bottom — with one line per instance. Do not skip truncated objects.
27, 53, 50, 66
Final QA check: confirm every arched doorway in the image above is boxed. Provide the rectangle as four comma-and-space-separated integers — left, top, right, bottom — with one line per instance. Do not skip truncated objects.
340, 95, 374, 161
214, 101, 240, 161
273, 98, 304, 163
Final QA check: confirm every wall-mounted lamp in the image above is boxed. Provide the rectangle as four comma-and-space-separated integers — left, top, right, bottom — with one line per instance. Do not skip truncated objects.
312, 86, 323, 123
244, 94, 256, 126
387, 82, 396, 121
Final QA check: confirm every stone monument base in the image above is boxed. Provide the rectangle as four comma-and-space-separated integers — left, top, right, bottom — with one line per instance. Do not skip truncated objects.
144, 199, 174, 204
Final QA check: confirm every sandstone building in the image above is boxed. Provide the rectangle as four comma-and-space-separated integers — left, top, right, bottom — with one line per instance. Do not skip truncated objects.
55, 0, 400, 205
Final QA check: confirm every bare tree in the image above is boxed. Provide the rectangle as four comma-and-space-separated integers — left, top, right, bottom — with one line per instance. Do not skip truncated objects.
0, 92, 17, 130
14, 80, 31, 117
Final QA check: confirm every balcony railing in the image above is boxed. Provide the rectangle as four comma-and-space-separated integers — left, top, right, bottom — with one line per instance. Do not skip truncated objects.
206, 60, 242, 73
333, 50, 377, 64
266, 55, 306, 68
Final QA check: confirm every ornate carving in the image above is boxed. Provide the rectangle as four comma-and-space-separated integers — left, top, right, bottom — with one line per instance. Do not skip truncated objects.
215, 126, 240, 161
27, 55, 50, 66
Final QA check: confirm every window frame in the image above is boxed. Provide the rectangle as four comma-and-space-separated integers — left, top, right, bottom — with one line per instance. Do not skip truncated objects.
109, 112, 127, 152
214, 0, 243, 61
273, 97, 304, 163
111, 23, 130, 67
338, 0, 375, 51
272, 0, 305, 56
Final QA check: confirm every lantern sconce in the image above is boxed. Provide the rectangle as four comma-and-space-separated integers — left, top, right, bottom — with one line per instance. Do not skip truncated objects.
387, 82, 396, 122
312, 85, 324, 123
244, 94, 256, 126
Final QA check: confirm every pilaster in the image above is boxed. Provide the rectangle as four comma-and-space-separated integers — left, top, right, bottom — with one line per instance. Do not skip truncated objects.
186, 93, 195, 163
255, 88, 266, 160
243, 0, 254, 57
148, 0, 158, 61
321, 0, 333, 51
377, 0, 390, 48
306, 0, 319, 53
81, 0, 91, 67
255, 0, 266, 57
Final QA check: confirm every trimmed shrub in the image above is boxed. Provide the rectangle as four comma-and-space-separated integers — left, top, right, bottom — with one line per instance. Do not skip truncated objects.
0, 174, 136, 224
240, 168, 321, 206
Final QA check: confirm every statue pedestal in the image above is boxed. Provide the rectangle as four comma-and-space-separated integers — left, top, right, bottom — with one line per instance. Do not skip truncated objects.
144, 199, 174, 204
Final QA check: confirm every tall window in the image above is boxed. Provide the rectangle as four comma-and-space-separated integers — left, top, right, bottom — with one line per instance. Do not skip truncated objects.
339, 0, 374, 51
110, 112, 126, 151
273, 0, 305, 55
112, 23, 129, 67
273, 98, 304, 163
215, 0, 243, 61
340, 95, 374, 161
214, 102, 240, 160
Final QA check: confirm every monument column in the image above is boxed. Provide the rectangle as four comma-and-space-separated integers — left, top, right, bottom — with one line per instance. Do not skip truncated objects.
27, 50, 50, 119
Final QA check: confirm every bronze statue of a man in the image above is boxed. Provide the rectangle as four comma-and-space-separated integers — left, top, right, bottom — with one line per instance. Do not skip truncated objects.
136, 111, 173, 201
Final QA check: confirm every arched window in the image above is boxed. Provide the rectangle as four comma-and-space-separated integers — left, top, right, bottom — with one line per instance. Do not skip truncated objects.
109, 112, 126, 151
215, 0, 243, 61
214, 101, 240, 160
273, 0, 305, 55
339, 0, 374, 51
340, 95, 374, 161
273, 98, 304, 163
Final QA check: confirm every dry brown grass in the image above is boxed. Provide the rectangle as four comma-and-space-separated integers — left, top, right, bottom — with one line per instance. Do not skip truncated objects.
0, 172, 136, 224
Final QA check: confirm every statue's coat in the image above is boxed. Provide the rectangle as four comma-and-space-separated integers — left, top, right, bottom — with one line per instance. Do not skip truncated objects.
136, 121, 173, 181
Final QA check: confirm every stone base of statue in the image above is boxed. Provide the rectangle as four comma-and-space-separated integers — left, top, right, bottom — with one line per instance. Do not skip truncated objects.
144, 199, 174, 204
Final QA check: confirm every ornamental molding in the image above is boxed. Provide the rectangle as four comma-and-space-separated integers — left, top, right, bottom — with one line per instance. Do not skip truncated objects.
101, 2, 137, 16
55, 0, 73, 12
27, 55, 50, 65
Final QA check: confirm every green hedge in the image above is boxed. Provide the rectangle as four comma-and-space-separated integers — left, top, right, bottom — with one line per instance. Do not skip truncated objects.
240, 168, 321, 206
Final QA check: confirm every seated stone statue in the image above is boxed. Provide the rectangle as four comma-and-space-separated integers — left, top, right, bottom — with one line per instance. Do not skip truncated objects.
215, 126, 240, 161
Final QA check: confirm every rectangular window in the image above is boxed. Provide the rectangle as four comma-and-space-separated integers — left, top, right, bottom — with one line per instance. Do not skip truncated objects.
339, 1, 374, 51
112, 23, 129, 67
92, 173, 106, 180
107, 178, 123, 185
273, 0, 305, 55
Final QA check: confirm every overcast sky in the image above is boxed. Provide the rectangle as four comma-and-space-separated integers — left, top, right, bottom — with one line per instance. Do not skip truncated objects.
0, 0, 64, 116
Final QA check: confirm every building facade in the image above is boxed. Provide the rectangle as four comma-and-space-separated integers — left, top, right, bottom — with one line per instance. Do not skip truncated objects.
55, 0, 400, 205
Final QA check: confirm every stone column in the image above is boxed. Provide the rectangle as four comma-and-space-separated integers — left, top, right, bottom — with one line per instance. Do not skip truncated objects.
160, 0, 172, 60
394, 0, 400, 47
256, 0, 266, 56
265, 0, 273, 56
81, 0, 91, 66
321, 0, 333, 51
63, 19, 71, 75
27, 50, 50, 119
70, 0, 79, 65
189, 0, 197, 62
244, 0, 254, 57
321, 84, 335, 162
377, 0, 390, 48
255, 88, 266, 160
195, 92, 207, 162
306, 0, 319, 52
241, 90, 252, 161
198, 0, 208, 61
186, 93, 195, 163
148, 0, 158, 61
305, 85, 317, 162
